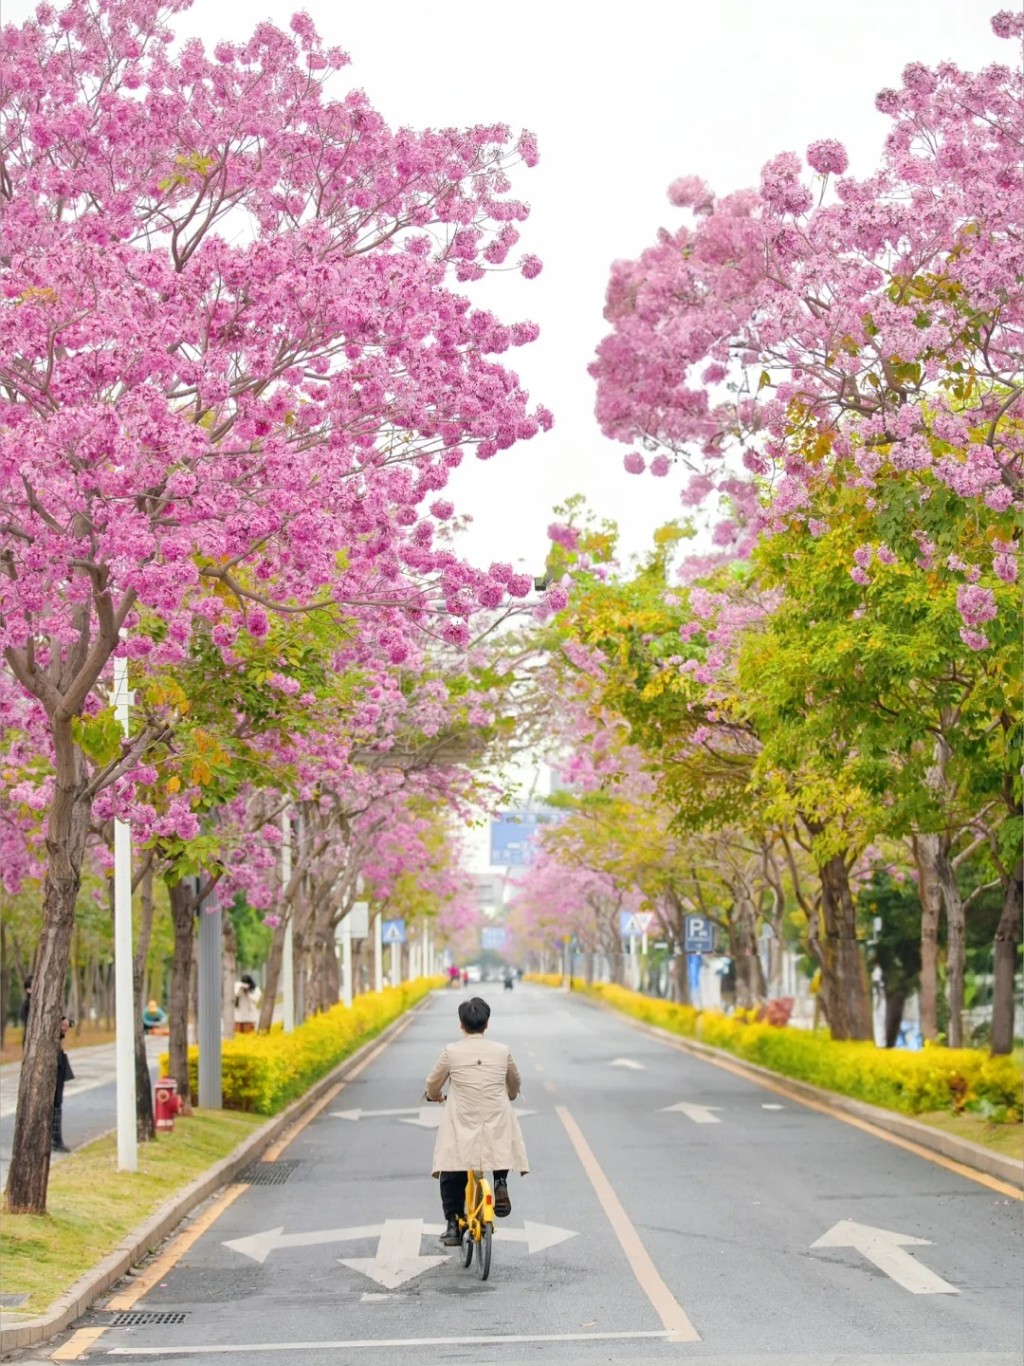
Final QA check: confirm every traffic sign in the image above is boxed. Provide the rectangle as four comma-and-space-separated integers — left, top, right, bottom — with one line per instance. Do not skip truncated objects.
619, 910, 655, 939
684, 914, 716, 953
481, 926, 507, 951
381, 918, 406, 945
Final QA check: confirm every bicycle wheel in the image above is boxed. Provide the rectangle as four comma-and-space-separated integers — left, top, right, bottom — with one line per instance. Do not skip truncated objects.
460, 1225, 474, 1267
476, 1222, 492, 1280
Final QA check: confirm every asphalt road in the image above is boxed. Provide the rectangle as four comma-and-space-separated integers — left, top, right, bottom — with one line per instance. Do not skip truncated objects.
23, 986, 1024, 1366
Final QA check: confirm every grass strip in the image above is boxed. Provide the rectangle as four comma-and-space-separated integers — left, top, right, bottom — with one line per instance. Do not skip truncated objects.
0, 1110, 265, 1316
913, 1109, 1024, 1162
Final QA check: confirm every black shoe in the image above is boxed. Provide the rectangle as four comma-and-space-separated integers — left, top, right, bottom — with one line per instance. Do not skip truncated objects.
52, 1140, 71, 1153
440, 1217, 462, 1246
493, 1178, 511, 1218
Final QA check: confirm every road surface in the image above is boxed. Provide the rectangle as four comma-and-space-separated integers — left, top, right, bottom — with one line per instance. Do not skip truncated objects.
19, 985, 1024, 1365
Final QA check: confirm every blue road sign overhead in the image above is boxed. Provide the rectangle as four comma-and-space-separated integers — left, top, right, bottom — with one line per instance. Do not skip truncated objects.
481, 926, 507, 951
684, 914, 716, 953
381, 918, 406, 945
489, 809, 558, 867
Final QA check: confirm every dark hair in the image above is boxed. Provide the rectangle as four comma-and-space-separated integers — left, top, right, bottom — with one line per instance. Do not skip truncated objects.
458, 997, 491, 1034
240, 974, 256, 990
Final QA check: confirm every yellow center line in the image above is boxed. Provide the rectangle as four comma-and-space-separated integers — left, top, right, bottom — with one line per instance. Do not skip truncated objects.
556, 1105, 699, 1343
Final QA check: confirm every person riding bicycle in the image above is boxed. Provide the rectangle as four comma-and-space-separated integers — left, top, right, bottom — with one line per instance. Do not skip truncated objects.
425, 996, 528, 1247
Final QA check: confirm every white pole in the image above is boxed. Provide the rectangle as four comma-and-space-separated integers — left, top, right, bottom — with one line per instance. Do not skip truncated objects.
390, 939, 400, 987
374, 913, 383, 993
113, 657, 137, 1173
281, 810, 294, 1033
341, 923, 353, 1009
423, 921, 430, 979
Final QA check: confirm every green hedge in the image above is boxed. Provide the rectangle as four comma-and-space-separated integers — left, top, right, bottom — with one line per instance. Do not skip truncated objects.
529, 978, 1023, 1122
161, 978, 442, 1115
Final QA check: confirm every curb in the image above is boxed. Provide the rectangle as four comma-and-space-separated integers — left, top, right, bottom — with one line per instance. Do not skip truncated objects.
0, 995, 434, 1356
567, 989, 1024, 1191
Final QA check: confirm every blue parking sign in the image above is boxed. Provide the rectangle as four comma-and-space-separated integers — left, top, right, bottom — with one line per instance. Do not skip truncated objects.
684, 914, 716, 953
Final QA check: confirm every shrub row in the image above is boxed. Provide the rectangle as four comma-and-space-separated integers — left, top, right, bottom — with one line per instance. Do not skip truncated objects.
161, 978, 443, 1115
526, 976, 1023, 1121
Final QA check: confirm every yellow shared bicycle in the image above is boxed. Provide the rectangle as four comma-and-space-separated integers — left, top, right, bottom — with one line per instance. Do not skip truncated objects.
458, 1169, 494, 1280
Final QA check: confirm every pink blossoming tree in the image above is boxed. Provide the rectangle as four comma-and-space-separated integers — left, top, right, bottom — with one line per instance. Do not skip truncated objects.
0, 0, 549, 1211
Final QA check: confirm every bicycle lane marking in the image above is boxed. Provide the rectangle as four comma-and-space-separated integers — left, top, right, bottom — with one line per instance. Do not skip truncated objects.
555, 1103, 700, 1343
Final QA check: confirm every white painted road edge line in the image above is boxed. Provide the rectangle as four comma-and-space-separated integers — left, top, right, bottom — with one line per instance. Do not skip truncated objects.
105, 1330, 675, 1354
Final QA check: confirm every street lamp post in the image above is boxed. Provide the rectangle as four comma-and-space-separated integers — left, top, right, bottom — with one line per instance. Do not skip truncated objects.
113, 656, 137, 1172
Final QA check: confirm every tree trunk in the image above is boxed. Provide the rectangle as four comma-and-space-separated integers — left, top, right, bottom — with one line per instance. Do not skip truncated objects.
816, 855, 873, 1041
884, 989, 906, 1049
5, 730, 91, 1214
991, 858, 1022, 1056
167, 879, 195, 1111
937, 852, 966, 1048
259, 922, 286, 1032
133, 866, 157, 1142
730, 896, 765, 1009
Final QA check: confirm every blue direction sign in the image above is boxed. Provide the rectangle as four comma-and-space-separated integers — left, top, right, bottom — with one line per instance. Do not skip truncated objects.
619, 910, 655, 939
481, 926, 507, 951
684, 914, 716, 953
381, 918, 406, 945
489, 809, 559, 867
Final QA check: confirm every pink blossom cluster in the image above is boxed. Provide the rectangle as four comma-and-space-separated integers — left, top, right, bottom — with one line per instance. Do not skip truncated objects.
590, 17, 1022, 638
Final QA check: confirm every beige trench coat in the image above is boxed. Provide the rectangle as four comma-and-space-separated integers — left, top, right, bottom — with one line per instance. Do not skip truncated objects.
425, 1035, 529, 1177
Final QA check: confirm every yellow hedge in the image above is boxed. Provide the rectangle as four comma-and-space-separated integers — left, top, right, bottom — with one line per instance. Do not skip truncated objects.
161, 978, 443, 1115
531, 978, 1023, 1122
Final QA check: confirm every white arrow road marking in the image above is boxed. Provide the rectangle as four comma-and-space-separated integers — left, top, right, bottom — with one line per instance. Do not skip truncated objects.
421, 1221, 577, 1254
223, 1225, 382, 1265
811, 1220, 959, 1295
609, 1058, 646, 1070
762, 1103, 784, 1110
662, 1101, 722, 1124
398, 1106, 537, 1129
330, 1107, 427, 1122
340, 1220, 449, 1290
224, 1219, 578, 1266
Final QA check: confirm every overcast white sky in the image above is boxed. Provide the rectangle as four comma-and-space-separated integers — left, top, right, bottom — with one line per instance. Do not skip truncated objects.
7, 0, 1003, 573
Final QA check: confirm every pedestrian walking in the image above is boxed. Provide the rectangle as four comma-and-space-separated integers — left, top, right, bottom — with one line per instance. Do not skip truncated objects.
53, 1015, 74, 1153
233, 974, 262, 1033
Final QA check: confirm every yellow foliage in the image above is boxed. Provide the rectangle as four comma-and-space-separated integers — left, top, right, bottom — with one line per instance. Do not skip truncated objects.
161, 978, 443, 1114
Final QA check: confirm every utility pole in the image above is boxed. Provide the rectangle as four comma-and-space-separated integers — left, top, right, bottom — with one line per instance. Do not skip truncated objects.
113, 656, 137, 1172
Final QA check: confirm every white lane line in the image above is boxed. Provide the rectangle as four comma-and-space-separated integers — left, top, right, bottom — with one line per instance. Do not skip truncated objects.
556, 1105, 700, 1343
106, 1330, 676, 1354
762, 1103, 784, 1110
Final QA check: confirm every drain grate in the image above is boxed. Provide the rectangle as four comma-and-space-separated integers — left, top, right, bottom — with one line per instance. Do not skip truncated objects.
109, 1311, 188, 1327
0, 1293, 29, 1309
236, 1159, 299, 1185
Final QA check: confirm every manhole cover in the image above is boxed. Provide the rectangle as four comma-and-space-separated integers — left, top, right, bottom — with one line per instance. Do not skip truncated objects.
236, 1159, 299, 1185
108, 1311, 189, 1327
0, 1294, 29, 1309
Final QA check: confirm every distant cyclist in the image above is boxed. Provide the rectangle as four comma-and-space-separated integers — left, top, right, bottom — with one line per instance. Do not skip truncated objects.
425, 996, 528, 1246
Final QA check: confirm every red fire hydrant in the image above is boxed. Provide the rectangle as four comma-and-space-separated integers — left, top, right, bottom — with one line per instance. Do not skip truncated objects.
154, 1078, 182, 1131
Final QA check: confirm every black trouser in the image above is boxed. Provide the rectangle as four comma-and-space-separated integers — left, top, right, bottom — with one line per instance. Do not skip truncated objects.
439, 1170, 509, 1220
